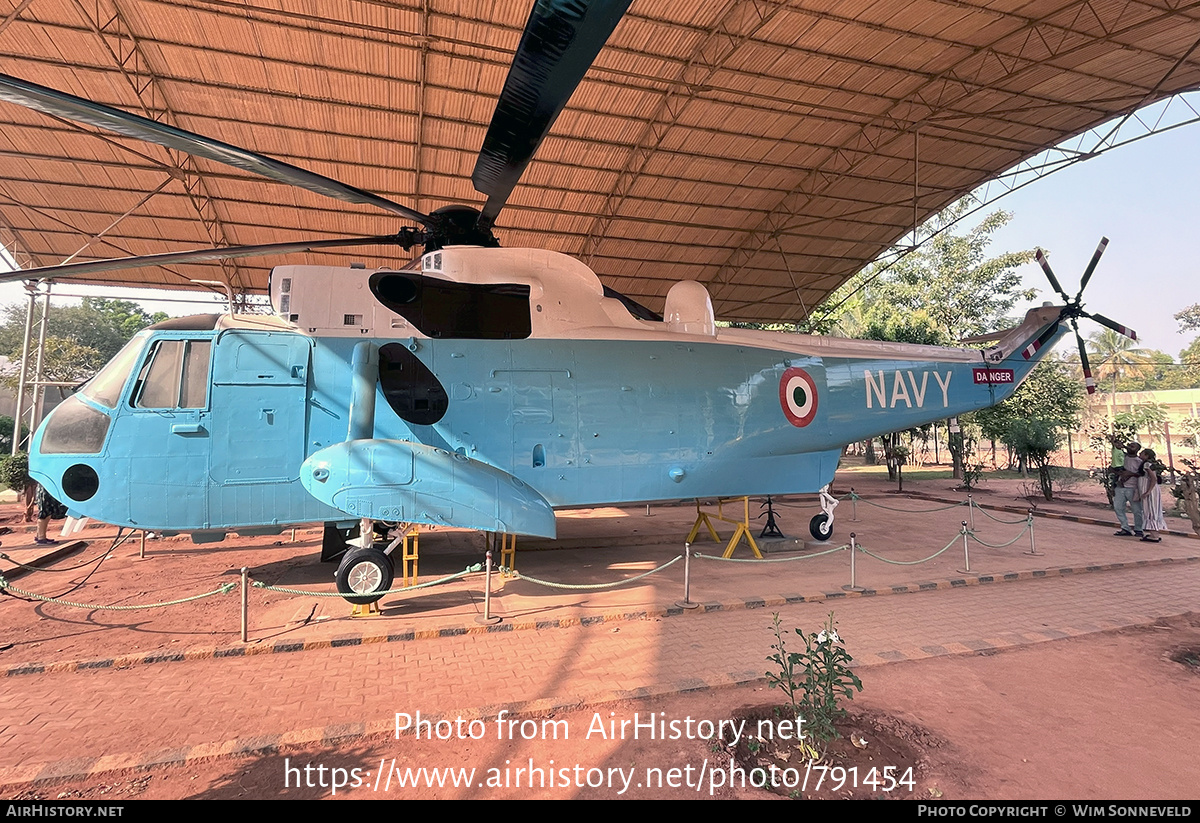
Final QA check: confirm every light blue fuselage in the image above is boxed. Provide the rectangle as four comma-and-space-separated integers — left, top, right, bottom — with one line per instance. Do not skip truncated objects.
29, 324, 1061, 536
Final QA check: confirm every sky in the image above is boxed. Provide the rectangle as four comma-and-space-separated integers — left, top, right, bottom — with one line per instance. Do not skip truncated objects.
1, 116, 1198, 360
987, 122, 1199, 360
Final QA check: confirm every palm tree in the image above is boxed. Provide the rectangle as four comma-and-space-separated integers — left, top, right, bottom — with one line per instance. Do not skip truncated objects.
1087, 328, 1154, 420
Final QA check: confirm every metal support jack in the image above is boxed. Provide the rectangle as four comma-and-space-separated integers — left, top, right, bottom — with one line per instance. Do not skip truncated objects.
758, 496, 785, 538
686, 497, 763, 559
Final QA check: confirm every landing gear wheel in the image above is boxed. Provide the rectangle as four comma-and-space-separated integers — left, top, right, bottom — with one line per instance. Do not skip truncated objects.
335, 548, 395, 605
809, 513, 833, 542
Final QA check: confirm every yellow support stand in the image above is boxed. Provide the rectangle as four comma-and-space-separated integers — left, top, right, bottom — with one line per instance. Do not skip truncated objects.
685, 497, 763, 559
400, 528, 419, 586
351, 601, 380, 617
499, 533, 517, 576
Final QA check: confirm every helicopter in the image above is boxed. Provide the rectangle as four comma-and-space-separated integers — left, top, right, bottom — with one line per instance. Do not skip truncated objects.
0, 0, 1135, 604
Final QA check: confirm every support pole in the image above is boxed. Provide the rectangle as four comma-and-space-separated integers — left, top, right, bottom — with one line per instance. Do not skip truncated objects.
1024, 509, 1042, 556
675, 542, 699, 609
957, 521, 972, 574
139, 529, 146, 559
475, 546, 501, 625
968, 495, 975, 530
11, 282, 37, 456
30, 281, 51, 431
240, 566, 249, 643
842, 533, 864, 592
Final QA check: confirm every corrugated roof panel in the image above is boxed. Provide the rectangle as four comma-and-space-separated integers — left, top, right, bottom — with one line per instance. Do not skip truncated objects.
2, 0, 1199, 319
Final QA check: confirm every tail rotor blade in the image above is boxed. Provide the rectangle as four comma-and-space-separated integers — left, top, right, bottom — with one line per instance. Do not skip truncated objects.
1021, 321, 1060, 360
1034, 248, 1070, 302
1076, 236, 1109, 299
1090, 313, 1138, 342
1074, 327, 1096, 394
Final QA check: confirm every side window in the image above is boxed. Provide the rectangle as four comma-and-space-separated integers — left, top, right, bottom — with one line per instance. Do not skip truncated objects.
131, 340, 212, 409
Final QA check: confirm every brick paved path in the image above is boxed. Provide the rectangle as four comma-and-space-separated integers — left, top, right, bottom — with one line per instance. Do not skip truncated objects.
3, 561, 1198, 784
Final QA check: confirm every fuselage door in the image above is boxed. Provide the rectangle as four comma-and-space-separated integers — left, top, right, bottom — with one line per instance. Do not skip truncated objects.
208, 331, 312, 485
121, 335, 213, 528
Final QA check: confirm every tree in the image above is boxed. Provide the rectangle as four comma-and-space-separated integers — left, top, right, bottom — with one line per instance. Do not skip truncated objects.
0, 297, 167, 398
975, 360, 1084, 496
0, 298, 167, 366
817, 202, 1036, 342
814, 201, 1037, 479
1087, 328, 1154, 418
1176, 304, 1200, 333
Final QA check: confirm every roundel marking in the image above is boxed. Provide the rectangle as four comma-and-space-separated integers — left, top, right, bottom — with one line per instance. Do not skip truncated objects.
779, 367, 818, 427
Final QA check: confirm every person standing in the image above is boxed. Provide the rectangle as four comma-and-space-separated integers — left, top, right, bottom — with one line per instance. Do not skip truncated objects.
34, 483, 68, 546
1112, 440, 1145, 537
1135, 448, 1166, 543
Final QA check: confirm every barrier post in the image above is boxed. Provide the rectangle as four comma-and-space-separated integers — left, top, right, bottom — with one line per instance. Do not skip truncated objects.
968, 495, 975, 530
957, 521, 972, 574
842, 533, 864, 592
675, 542, 699, 609
850, 488, 858, 521
475, 548, 501, 626
1024, 509, 1042, 556
240, 566, 249, 643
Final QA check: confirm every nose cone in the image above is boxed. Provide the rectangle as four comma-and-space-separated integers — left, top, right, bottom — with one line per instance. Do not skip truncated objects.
28, 396, 111, 510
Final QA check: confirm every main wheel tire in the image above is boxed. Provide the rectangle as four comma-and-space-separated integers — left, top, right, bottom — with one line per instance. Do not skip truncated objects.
335, 548, 395, 605
809, 513, 833, 541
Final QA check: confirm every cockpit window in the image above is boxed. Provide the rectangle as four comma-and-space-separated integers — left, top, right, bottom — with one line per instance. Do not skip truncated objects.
80, 333, 147, 409
131, 339, 212, 409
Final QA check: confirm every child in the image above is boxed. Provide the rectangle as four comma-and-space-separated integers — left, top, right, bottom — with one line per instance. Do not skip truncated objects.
1135, 449, 1166, 543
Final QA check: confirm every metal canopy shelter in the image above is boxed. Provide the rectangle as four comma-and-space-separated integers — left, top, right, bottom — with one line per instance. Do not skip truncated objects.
1, 0, 1199, 323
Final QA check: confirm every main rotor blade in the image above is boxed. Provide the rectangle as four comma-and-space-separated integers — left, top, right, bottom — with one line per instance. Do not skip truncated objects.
0, 235, 416, 284
1075, 236, 1109, 299
1089, 313, 1138, 342
0, 73, 430, 226
472, 0, 633, 227
1074, 325, 1096, 394
1034, 248, 1069, 302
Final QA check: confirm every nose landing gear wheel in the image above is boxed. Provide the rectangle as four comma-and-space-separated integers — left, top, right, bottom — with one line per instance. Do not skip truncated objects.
809, 513, 833, 541
335, 547, 395, 604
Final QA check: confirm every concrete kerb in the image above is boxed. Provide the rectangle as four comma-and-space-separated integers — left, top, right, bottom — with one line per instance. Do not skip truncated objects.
6, 554, 1197, 680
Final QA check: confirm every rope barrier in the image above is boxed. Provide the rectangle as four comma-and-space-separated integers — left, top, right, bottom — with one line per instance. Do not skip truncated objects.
695, 544, 847, 562
967, 525, 1031, 549
252, 563, 482, 598
511, 555, 681, 590
0, 576, 237, 610
969, 502, 1032, 525
847, 492, 968, 513
856, 533, 961, 565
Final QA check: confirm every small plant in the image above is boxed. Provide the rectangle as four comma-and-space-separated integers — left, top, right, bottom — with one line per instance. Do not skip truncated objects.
1172, 457, 1200, 536
0, 452, 29, 491
766, 612, 864, 743
960, 459, 986, 491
